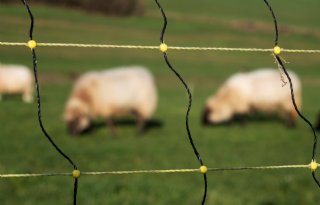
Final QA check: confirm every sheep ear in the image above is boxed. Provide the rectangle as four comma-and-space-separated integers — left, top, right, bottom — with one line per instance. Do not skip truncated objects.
219, 87, 233, 101
68, 72, 80, 81
75, 89, 93, 106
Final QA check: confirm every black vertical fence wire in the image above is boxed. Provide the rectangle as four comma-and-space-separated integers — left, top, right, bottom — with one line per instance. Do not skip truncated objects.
263, 0, 320, 188
20, 0, 79, 204
154, 0, 208, 204
263, 0, 279, 45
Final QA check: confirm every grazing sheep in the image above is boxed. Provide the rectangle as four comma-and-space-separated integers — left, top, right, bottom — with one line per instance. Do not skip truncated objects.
0, 64, 33, 103
64, 66, 158, 136
202, 68, 301, 127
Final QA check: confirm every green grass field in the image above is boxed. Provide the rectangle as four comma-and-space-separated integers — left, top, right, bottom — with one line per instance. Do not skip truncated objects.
0, 0, 320, 204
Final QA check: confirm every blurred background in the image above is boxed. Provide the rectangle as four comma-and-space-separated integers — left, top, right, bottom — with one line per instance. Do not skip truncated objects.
0, 0, 320, 204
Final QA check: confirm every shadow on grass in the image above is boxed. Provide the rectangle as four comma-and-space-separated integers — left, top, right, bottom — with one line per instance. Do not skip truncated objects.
79, 118, 163, 137
202, 114, 294, 128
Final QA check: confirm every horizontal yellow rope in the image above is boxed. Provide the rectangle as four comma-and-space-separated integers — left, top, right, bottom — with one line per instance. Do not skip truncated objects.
208, 164, 311, 171
281, 49, 320, 53
1, 41, 320, 53
0, 173, 71, 178
38, 43, 159, 50
0, 164, 318, 178
0, 42, 159, 50
0, 42, 26, 46
82, 168, 199, 175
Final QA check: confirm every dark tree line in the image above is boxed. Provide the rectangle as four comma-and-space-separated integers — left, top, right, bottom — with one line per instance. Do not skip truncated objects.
0, 0, 145, 16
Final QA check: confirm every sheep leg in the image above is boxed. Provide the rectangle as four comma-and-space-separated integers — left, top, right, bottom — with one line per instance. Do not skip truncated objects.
106, 118, 116, 137
287, 108, 297, 128
22, 93, 33, 103
234, 113, 247, 125
136, 114, 146, 135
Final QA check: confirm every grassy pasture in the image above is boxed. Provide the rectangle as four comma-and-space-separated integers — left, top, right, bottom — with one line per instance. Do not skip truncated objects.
0, 0, 320, 204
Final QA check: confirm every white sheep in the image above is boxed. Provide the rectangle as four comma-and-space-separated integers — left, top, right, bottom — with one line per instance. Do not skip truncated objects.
0, 64, 33, 103
202, 68, 301, 127
64, 66, 158, 135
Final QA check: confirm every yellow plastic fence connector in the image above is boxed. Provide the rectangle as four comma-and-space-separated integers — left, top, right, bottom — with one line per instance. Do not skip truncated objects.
72, 169, 81, 178
309, 160, 318, 172
27, 40, 37, 49
160, 43, 168, 52
199, 166, 208, 174
273, 46, 281, 55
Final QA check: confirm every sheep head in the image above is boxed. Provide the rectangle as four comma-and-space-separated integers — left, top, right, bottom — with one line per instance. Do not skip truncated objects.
64, 98, 91, 135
